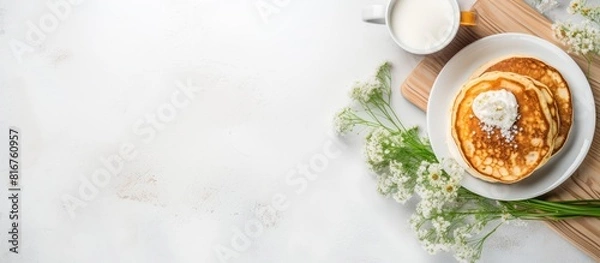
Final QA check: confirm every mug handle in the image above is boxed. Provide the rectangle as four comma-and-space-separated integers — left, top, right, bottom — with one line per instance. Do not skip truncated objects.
362, 5, 477, 26
460, 11, 477, 26
362, 5, 386, 24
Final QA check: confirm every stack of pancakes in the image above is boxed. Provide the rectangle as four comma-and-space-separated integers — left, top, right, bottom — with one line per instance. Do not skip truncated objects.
451, 56, 573, 184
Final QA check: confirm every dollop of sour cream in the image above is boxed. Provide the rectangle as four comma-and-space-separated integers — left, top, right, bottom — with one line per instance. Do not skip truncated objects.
472, 89, 519, 135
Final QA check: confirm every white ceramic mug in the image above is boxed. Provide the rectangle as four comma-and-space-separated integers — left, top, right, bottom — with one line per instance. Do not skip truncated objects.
362, 0, 474, 54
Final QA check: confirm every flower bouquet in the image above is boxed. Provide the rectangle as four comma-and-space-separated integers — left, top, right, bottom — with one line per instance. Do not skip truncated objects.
333, 62, 600, 262
552, 0, 600, 74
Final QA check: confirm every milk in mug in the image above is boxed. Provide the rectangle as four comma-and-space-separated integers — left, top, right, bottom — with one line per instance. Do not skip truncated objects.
389, 0, 456, 52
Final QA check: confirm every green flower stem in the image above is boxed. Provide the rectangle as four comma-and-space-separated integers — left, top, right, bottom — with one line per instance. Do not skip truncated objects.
373, 100, 402, 131
475, 223, 502, 257
509, 199, 600, 218
529, 199, 600, 210
346, 112, 383, 128
382, 100, 406, 131
445, 211, 503, 216
455, 188, 600, 219
549, 199, 600, 205
362, 103, 391, 130
364, 93, 403, 132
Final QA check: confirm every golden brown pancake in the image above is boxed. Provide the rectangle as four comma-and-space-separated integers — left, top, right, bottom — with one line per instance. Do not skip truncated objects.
470, 56, 572, 154
452, 72, 558, 184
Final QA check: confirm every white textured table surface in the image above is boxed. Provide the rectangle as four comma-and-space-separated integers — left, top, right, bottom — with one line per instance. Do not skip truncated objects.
0, 0, 594, 262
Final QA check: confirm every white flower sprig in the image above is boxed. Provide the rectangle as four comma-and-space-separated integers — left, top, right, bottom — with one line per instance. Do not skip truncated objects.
532, 0, 558, 14
568, 0, 600, 23
334, 62, 600, 262
553, 0, 600, 74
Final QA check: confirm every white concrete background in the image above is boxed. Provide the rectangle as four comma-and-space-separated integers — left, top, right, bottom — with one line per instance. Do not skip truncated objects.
0, 0, 594, 262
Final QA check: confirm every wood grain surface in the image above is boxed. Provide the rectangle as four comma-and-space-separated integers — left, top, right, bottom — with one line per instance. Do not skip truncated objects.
400, 0, 600, 260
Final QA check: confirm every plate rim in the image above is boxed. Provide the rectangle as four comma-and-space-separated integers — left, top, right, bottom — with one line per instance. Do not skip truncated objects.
426, 32, 596, 201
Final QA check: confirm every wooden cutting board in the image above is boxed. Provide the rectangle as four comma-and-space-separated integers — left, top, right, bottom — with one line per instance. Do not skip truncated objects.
400, 0, 600, 260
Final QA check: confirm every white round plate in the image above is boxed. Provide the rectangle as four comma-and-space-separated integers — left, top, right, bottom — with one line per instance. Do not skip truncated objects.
427, 33, 596, 201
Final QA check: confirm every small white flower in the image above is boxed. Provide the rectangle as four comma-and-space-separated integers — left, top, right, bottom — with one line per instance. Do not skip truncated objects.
376, 173, 395, 195
535, 0, 558, 13
442, 158, 465, 182
432, 216, 451, 234
333, 107, 355, 135
501, 212, 513, 222
416, 228, 428, 239
392, 186, 412, 204
427, 172, 442, 186
453, 242, 478, 263
390, 161, 410, 184
416, 198, 440, 218
417, 161, 430, 176
568, 0, 585, 14
453, 227, 472, 243
426, 163, 443, 187
349, 77, 383, 103
375, 62, 391, 78
422, 239, 436, 254
427, 163, 441, 174
364, 128, 389, 170
553, 20, 600, 57
410, 212, 425, 231
414, 184, 429, 199
443, 181, 459, 196
569, 0, 600, 24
